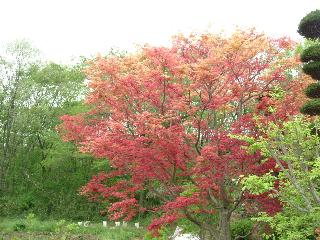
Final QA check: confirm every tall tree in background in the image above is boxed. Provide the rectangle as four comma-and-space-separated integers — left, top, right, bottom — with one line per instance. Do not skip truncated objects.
0, 40, 102, 220
0, 40, 39, 191
299, 10, 320, 115
60, 30, 307, 240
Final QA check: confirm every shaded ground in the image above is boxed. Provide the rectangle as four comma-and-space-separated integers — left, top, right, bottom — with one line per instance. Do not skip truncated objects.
0, 232, 99, 240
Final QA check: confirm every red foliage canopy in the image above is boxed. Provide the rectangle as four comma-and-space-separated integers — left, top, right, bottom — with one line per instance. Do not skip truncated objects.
59, 30, 308, 234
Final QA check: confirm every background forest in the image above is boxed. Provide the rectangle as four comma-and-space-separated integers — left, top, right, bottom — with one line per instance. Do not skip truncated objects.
0, 40, 103, 221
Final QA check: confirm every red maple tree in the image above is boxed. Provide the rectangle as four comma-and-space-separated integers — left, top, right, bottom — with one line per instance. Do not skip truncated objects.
59, 30, 307, 240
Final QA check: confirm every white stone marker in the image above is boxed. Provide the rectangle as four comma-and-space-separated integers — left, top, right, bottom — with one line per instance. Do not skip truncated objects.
103, 221, 107, 227
115, 221, 121, 227
134, 222, 140, 228
122, 221, 127, 227
172, 227, 200, 240
77, 221, 83, 226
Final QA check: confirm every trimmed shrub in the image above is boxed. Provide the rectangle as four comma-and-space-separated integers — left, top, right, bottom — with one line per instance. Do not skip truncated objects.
305, 83, 320, 98
302, 61, 320, 79
298, 10, 320, 39
300, 44, 320, 62
300, 99, 320, 115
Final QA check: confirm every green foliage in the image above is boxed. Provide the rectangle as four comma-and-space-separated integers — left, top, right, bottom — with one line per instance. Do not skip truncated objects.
231, 218, 254, 240
302, 61, 320, 80
254, 210, 320, 240
305, 83, 320, 98
298, 10, 320, 39
238, 116, 320, 239
180, 182, 198, 197
13, 223, 26, 231
0, 129, 103, 220
54, 219, 80, 233
144, 226, 173, 240
270, 86, 286, 100
0, 40, 103, 221
242, 173, 276, 195
300, 44, 320, 62
301, 99, 320, 115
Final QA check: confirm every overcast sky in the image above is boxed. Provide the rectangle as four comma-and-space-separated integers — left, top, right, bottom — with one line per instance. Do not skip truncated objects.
1, 0, 319, 62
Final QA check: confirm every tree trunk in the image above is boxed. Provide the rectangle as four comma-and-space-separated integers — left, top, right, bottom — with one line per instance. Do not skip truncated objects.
218, 209, 232, 240
0, 165, 5, 193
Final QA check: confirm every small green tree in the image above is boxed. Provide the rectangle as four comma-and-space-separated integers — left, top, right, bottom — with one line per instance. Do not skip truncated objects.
239, 116, 320, 239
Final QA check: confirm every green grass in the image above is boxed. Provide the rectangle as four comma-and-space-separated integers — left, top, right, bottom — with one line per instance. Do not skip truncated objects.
0, 215, 146, 240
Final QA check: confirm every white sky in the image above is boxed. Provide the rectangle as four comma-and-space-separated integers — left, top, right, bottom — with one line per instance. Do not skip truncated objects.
1, 0, 319, 63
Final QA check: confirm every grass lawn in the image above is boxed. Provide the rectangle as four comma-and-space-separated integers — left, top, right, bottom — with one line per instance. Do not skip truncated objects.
0, 215, 146, 240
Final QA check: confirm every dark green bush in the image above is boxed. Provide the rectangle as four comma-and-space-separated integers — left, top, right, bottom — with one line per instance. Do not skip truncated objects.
305, 83, 320, 98
301, 44, 320, 62
309, 122, 320, 136
298, 10, 320, 39
13, 223, 26, 231
231, 219, 254, 240
302, 61, 320, 79
300, 99, 320, 115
